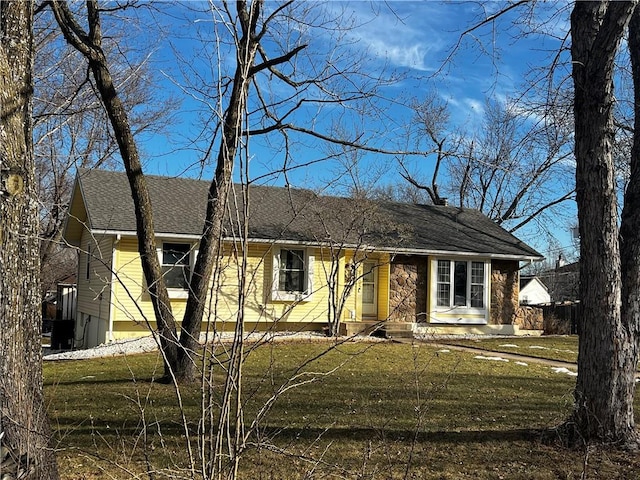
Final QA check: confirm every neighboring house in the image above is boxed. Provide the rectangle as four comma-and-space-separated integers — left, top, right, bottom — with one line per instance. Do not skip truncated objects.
519, 276, 550, 305
537, 261, 580, 303
62, 169, 544, 348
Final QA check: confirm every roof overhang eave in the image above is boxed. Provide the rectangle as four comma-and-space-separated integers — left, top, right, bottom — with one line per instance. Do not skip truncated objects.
237, 237, 545, 261
85, 231, 544, 262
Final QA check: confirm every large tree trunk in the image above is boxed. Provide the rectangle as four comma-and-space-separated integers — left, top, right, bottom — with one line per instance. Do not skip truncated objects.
0, 1, 59, 477
617, 4, 640, 447
87, 51, 180, 381
176, 0, 263, 382
569, 0, 639, 447
50, 0, 180, 380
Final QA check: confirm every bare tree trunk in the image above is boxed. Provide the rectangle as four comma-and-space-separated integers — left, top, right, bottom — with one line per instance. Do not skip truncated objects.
0, 1, 59, 477
617, 4, 640, 447
49, 0, 180, 380
88, 54, 180, 380
176, 0, 263, 382
568, 0, 639, 447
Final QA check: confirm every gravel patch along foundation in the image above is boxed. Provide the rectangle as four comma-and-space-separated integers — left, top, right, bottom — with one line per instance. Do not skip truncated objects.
44, 331, 384, 361
44, 336, 161, 360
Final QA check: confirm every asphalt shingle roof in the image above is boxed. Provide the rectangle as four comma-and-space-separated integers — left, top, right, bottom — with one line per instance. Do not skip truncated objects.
74, 168, 542, 259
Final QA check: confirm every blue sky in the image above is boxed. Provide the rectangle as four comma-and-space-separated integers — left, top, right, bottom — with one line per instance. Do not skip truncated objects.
130, 1, 575, 259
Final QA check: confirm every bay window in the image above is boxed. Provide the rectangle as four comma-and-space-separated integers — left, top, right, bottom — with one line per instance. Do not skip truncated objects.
436, 259, 486, 309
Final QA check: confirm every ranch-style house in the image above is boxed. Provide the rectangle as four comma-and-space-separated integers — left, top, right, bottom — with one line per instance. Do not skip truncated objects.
63, 168, 544, 348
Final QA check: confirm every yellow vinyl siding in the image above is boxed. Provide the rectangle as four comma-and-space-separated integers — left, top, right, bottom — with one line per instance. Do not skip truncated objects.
314, 249, 356, 324
210, 242, 268, 325
110, 237, 170, 332
427, 313, 488, 325
82, 233, 393, 341
202, 244, 329, 326
340, 252, 357, 322
110, 240, 331, 338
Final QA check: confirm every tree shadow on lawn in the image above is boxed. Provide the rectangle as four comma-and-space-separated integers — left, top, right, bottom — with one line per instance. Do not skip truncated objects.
51, 418, 547, 446
45, 375, 170, 387
256, 424, 548, 445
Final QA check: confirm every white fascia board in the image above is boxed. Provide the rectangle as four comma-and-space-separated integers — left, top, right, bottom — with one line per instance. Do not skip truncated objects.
384, 248, 545, 262
90, 230, 203, 241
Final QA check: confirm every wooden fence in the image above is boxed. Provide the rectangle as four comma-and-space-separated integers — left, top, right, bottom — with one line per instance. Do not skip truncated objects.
541, 302, 579, 335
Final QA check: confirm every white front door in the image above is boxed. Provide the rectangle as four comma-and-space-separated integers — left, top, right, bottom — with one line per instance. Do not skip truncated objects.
362, 261, 377, 317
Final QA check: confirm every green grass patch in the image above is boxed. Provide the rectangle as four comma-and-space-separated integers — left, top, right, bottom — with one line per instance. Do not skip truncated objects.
44, 340, 640, 479
441, 335, 580, 363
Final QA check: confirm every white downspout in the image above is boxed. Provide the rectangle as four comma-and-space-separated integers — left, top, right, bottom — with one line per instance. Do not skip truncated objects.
108, 234, 121, 342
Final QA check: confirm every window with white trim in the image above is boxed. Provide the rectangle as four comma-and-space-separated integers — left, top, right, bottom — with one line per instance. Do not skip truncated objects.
470, 261, 485, 308
272, 248, 314, 301
161, 242, 191, 289
436, 259, 486, 309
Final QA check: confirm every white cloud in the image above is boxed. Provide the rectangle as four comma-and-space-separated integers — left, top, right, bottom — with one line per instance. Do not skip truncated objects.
367, 40, 431, 71
463, 98, 484, 114
322, 2, 450, 72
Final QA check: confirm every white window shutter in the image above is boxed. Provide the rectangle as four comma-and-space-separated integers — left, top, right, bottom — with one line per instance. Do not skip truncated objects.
271, 249, 281, 301
306, 251, 314, 299
192, 248, 199, 270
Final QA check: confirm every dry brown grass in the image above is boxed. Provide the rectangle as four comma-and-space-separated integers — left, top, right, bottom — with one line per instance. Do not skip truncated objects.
44, 339, 640, 479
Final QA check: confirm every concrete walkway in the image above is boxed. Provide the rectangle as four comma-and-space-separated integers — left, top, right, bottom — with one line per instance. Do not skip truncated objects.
395, 337, 640, 379
392, 337, 578, 370
431, 341, 578, 369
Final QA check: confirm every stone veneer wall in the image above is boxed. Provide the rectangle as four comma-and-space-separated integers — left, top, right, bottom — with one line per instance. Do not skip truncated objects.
490, 259, 519, 325
514, 305, 544, 330
388, 256, 428, 322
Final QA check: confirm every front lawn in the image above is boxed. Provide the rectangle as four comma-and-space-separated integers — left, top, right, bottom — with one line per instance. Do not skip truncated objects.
44, 339, 640, 479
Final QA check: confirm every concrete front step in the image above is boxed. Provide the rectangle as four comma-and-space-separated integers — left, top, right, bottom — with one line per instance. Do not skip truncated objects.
385, 330, 415, 339
383, 322, 414, 339
342, 320, 384, 336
